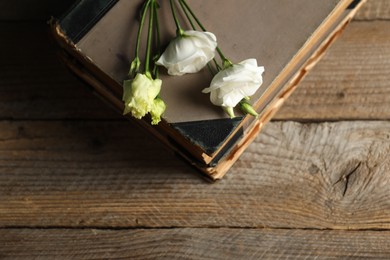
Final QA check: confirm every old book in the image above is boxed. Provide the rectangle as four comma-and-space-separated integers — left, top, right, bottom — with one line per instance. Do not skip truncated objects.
50, 0, 365, 180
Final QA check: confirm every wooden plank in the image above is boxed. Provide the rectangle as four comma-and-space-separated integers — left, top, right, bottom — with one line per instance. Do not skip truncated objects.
1, 228, 389, 259
0, 22, 119, 120
354, 0, 390, 20
0, 120, 389, 229
275, 20, 390, 121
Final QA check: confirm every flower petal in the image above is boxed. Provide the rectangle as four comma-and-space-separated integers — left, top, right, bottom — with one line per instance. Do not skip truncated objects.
203, 58, 265, 110
157, 30, 217, 76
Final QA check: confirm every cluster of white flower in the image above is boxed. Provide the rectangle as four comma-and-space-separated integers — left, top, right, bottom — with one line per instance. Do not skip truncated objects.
123, 0, 264, 124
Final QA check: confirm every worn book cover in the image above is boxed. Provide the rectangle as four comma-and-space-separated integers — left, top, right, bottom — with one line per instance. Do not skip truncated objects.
51, 0, 365, 180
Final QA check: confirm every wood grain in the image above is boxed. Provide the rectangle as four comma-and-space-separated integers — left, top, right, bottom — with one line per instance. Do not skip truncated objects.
0, 1, 389, 258
354, 0, 390, 20
0, 120, 389, 229
275, 20, 390, 121
1, 228, 389, 259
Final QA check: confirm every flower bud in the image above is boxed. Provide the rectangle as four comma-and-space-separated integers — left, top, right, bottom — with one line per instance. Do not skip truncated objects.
129, 57, 140, 77
239, 99, 258, 117
223, 106, 235, 119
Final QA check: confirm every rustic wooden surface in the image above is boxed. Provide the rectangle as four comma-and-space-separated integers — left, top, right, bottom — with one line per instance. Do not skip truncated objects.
1, 0, 390, 258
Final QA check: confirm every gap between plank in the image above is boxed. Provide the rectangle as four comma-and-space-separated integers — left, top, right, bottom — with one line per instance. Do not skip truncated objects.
1, 225, 389, 232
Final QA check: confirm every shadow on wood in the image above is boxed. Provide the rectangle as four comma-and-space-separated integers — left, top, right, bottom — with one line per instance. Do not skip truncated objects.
0, 0, 78, 21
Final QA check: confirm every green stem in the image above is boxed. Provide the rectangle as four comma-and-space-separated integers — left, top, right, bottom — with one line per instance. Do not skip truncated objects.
145, 0, 155, 75
169, 0, 184, 36
179, 0, 195, 30
135, 0, 152, 62
213, 59, 222, 71
154, 2, 161, 55
179, 0, 205, 30
153, 1, 161, 78
179, 0, 231, 67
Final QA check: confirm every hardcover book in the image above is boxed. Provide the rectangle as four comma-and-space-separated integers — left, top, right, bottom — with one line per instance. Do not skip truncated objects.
50, 0, 365, 180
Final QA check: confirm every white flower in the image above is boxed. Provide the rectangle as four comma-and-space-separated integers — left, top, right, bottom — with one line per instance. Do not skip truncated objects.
202, 59, 264, 117
123, 73, 162, 119
156, 30, 217, 76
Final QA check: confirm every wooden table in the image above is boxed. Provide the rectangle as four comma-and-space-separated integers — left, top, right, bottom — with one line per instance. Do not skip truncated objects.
1, 1, 390, 258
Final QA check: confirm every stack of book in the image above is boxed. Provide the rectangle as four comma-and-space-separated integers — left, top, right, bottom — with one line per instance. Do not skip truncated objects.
51, 0, 365, 180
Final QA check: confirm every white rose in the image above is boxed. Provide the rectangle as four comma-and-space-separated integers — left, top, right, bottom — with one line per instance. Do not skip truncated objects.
156, 30, 217, 76
202, 59, 264, 114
